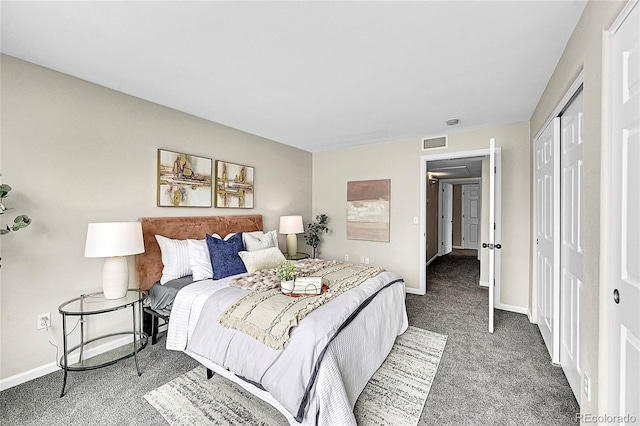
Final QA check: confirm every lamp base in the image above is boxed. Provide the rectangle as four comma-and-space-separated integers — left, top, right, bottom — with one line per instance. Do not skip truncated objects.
103, 256, 129, 299
286, 233, 298, 257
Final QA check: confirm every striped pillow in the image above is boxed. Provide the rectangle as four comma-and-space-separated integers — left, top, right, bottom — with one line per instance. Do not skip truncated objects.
155, 235, 191, 284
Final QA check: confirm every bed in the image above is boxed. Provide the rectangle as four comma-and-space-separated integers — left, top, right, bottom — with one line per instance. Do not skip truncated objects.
136, 215, 408, 425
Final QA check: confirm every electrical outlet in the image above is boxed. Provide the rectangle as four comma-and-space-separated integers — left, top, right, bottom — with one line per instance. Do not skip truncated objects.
583, 372, 591, 401
360, 256, 365, 264
365, 257, 370, 265
344, 254, 349, 262
37, 313, 51, 330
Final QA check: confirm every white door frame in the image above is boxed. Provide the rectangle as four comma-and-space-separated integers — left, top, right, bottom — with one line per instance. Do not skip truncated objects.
420, 149, 499, 298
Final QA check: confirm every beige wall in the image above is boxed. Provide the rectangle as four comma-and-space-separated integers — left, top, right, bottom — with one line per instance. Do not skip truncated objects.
452, 184, 462, 247
313, 121, 530, 307
528, 0, 627, 414
0, 55, 312, 380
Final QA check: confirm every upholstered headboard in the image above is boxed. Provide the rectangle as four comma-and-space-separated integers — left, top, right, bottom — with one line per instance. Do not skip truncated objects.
136, 215, 263, 290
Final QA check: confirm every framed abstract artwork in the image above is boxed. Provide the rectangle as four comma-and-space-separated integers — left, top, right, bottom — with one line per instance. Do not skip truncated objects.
215, 160, 254, 208
347, 179, 390, 242
157, 149, 212, 207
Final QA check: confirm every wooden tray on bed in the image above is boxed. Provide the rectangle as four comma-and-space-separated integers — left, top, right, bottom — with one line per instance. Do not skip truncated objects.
282, 284, 329, 298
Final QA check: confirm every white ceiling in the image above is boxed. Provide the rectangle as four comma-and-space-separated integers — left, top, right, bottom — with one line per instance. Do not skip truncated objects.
0, 1, 587, 153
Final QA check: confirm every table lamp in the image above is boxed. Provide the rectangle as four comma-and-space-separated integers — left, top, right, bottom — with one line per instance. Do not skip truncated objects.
279, 215, 304, 257
84, 222, 145, 299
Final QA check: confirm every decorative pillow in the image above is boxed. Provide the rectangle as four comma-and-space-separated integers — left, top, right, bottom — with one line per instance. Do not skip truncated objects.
155, 235, 191, 284
206, 233, 247, 280
238, 247, 286, 273
187, 239, 213, 281
243, 230, 278, 252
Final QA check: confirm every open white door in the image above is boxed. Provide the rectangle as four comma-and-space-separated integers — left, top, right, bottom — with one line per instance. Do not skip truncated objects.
487, 138, 501, 333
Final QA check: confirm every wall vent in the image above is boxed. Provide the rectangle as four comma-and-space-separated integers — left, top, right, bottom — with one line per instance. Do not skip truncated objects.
422, 136, 447, 150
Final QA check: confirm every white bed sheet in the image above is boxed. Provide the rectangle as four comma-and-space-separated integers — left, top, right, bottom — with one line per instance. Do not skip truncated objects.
166, 273, 408, 425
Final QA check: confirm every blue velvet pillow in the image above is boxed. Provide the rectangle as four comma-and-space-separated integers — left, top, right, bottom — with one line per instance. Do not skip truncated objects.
206, 233, 247, 280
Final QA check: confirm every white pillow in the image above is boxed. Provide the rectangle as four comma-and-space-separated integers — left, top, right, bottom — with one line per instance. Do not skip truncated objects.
187, 239, 213, 281
238, 247, 286, 273
243, 230, 278, 252
155, 235, 191, 284
210, 232, 238, 241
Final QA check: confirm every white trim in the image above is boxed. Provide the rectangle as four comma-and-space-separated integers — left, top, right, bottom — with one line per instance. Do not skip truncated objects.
608, 0, 638, 33
405, 287, 424, 295
527, 309, 535, 323
479, 280, 489, 288
452, 245, 464, 250
534, 71, 584, 141
426, 254, 439, 266
0, 335, 132, 391
496, 303, 528, 315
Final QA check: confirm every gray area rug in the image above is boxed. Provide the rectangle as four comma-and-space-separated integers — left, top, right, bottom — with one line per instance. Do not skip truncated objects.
144, 326, 447, 426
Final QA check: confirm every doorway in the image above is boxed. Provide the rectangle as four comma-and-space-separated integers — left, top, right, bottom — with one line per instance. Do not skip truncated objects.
420, 145, 502, 332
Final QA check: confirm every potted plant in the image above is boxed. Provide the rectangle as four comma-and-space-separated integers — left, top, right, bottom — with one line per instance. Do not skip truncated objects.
276, 261, 295, 293
0, 184, 31, 235
304, 214, 329, 258
0, 183, 32, 268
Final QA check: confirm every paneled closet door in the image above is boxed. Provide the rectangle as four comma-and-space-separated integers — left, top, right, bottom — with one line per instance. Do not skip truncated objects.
535, 118, 560, 363
559, 89, 583, 401
610, 2, 640, 418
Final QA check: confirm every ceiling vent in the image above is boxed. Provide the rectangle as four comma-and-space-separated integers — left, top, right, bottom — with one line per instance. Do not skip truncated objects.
422, 136, 447, 150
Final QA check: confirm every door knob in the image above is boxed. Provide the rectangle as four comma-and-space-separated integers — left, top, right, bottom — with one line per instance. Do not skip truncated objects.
482, 243, 488, 248
613, 289, 620, 304
495, 244, 502, 249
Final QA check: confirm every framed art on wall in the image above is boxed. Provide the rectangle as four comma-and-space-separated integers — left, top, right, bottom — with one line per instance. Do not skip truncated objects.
347, 179, 390, 242
215, 160, 254, 208
157, 149, 212, 207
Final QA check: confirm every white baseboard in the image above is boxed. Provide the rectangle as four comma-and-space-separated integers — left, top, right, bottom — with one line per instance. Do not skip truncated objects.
0, 334, 132, 391
479, 280, 489, 288
405, 287, 425, 295
452, 245, 463, 249
496, 303, 528, 315
426, 254, 439, 266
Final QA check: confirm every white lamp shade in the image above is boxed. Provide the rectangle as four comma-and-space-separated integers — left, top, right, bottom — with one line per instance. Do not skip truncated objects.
85, 222, 145, 258
279, 216, 304, 234
84, 222, 144, 300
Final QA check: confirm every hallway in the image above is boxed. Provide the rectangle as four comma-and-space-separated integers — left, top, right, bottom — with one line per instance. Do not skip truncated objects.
407, 253, 579, 425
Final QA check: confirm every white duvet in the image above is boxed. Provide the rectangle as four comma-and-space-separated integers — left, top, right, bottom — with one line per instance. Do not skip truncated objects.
167, 271, 408, 425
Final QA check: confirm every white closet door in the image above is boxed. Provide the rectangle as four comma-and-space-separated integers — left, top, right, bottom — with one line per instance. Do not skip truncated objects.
442, 183, 453, 255
535, 118, 561, 363
559, 89, 584, 401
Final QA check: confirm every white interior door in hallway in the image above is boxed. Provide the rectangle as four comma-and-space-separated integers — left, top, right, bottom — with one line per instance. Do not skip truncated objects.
441, 182, 453, 255
609, 2, 639, 418
462, 184, 480, 249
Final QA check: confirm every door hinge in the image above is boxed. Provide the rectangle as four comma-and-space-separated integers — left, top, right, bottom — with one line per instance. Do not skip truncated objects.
494, 223, 496, 230
494, 166, 497, 173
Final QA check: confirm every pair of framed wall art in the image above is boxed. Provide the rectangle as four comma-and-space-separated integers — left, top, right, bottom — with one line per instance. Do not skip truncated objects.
157, 149, 254, 208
